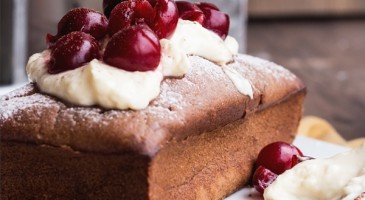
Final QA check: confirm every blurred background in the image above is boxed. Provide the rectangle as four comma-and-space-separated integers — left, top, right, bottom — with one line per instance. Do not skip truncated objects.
0, 0, 364, 139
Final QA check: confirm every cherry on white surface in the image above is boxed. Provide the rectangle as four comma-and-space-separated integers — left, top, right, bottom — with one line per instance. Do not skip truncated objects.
225, 135, 350, 200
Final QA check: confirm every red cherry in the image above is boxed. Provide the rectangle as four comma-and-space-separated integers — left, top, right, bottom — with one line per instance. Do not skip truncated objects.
256, 142, 304, 175
108, 1, 134, 36
48, 32, 101, 74
104, 24, 161, 72
103, 0, 123, 18
108, 0, 154, 36
149, 0, 179, 39
46, 8, 108, 47
176, 1, 205, 24
252, 166, 278, 195
104, 0, 154, 18
147, 0, 157, 6
107, 0, 177, 39
196, 2, 229, 39
196, 2, 219, 11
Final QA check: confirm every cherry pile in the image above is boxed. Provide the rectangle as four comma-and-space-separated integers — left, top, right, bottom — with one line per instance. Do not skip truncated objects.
46, 0, 230, 74
176, 1, 229, 39
252, 142, 312, 194
46, 8, 108, 48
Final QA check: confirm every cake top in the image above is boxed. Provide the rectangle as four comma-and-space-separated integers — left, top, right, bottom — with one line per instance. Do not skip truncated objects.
1, 54, 305, 155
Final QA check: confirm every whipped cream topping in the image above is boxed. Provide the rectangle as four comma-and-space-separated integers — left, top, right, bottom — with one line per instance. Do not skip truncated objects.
222, 65, 253, 99
27, 19, 251, 110
264, 145, 365, 200
159, 38, 190, 77
169, 20, 252, 98
27, 51, 163, 110
170, 20, 238, 65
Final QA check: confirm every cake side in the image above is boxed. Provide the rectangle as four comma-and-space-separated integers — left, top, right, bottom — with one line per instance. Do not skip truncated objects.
0, 54, 305, 156
1, 142, 150, 199
148, 89, 305, 200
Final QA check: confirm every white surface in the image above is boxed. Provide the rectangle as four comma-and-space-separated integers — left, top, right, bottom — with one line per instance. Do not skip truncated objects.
293, 135, 349, 158
225, 135, 350, 200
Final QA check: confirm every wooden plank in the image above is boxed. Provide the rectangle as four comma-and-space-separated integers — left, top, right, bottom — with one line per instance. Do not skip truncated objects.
248, 0, 365, 17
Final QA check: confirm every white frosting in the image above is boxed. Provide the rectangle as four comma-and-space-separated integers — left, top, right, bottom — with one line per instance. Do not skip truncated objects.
222, 65, 253, 99
27, 19, 252, 110
160, 38, 190, 77
264, 145, 365, 200
342, 168, 365, 200
169, 20, 237, 65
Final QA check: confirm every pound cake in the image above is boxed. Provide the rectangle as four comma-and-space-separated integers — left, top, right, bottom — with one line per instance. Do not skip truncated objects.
0, 0, 306, 199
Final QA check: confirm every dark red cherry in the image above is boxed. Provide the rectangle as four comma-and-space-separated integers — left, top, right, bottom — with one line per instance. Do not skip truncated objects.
176, 1, 205, 24
252, 166, 278, 195
149, 0, 179, 39
104, 25, 161, 72
252, 142, 312, 194
103, 0, 123, 18
107, 0, 177, 39
104, 0, 152, 18
46, 8, 108, 48
197, 2, 229, 39
108, 1, 134, 36
147, 0, 157, 6
197, 2, 219, 11
108, 0, 154, 36
256, 142, 304, 175
48, 32, 101, 74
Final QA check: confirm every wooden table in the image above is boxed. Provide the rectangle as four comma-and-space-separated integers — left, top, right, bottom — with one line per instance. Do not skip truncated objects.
247, 18, 365, 140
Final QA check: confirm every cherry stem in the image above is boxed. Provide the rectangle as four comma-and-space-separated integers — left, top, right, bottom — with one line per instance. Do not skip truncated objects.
298, 155, 314, 162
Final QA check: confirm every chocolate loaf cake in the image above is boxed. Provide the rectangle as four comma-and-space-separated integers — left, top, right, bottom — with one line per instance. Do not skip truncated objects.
0, 54, 305, 199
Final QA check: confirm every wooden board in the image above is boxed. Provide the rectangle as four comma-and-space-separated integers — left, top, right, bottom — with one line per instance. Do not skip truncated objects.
248, 0, 365, 17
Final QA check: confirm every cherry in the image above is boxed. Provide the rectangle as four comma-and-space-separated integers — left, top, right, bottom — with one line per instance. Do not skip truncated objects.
103, 0, 159, 18
147, 0, 157, 6
252, 166, 278, 195
107, 0, 177, 39
103, 0, 123, 18
104, 24, 161, 72
196, 2, 229, 39
196, 2, 219, 11
108, 0, 154, 36
46, 8, 108, 48
252, 142, 312, 194
256, 142, 304, 175
150, 0, 179, 39
176, 1, 205, 24
48, 32, 101, 74
107, 1, 136, 36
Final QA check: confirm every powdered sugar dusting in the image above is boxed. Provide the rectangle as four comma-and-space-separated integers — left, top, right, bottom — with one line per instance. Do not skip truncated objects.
157, 80, 185, 109
189, 56, 227, 82
0, 93, 59, 121
145, 55, 232, 118
236, 54, 297, 82
0, 84, 34, 101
